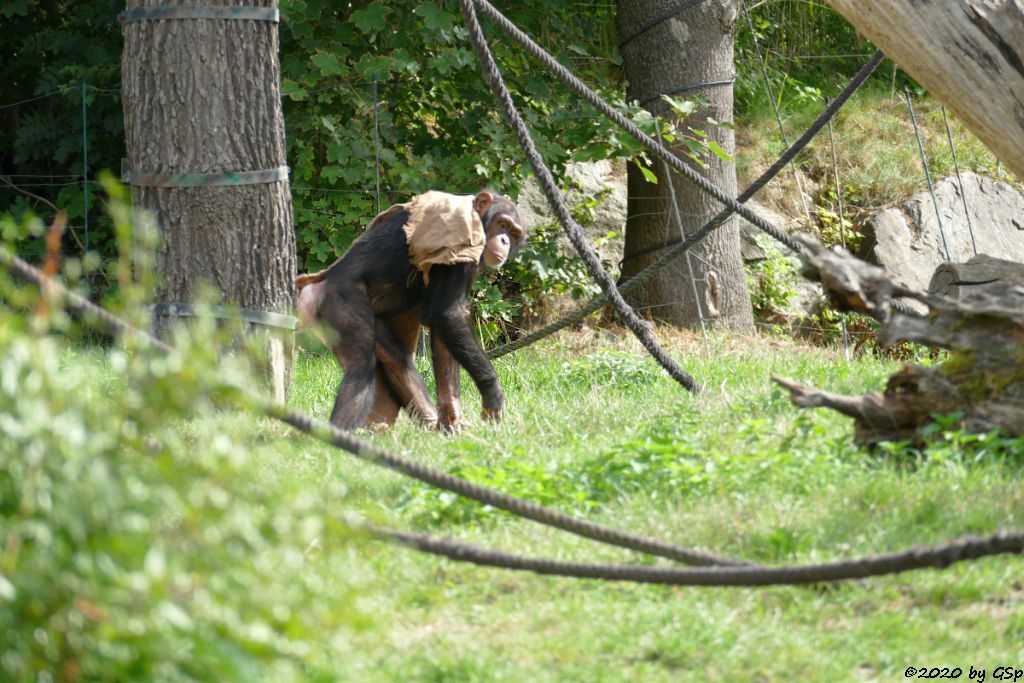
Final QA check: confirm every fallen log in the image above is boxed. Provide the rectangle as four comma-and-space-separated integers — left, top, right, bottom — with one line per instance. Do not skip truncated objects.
775, 238, 1024, 447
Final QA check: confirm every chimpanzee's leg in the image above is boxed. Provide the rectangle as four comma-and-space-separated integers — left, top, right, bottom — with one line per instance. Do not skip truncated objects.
366, 365, 402, 428
421, 264, 504, 422
318, 281, 378, 430
430, 330, 462, 431
373, 309, 437, 426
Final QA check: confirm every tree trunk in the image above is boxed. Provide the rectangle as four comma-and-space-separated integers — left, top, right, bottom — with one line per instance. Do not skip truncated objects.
122, 0, 296, 401
616, 0, 753, 331
825, 0, 1024, 181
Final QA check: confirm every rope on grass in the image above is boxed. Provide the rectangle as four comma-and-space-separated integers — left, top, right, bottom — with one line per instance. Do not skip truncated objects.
461, 0, 703, 394
375, 525, 1024, 587
5, 249, 1023, 587
0, 246, 741, 568
487, 51, 886, 359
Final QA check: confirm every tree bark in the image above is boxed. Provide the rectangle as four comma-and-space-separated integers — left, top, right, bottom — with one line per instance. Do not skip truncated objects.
825, 0, 1024, 181
616, 0, 753, 331
122, 0, 295, 401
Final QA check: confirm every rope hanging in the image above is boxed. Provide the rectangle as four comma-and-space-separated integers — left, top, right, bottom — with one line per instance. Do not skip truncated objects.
460, 0, 703, 394
487, 51, 886, 359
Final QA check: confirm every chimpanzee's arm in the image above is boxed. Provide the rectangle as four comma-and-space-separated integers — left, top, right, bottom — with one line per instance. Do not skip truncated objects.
430, 331, 462, 431
420, 263, 504, 421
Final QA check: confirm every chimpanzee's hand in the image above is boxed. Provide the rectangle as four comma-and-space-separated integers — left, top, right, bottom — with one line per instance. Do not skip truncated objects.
481, 389, 504, 423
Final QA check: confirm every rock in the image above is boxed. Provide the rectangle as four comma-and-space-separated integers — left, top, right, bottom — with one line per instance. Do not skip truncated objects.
736, 201, 802, 262
865, 172, 1024, 297
517, 160, 627, 265
929, 254, 1024, 301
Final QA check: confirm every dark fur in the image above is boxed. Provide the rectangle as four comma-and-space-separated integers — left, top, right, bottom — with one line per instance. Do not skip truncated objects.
297, 192, 526, 431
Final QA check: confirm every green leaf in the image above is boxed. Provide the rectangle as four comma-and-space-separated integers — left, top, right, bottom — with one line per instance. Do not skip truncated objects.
311, 52, 343, 77
662, 95, 699, 117
413, 3, 456, 32
351, 3, 393, 34
0, 0, 30, 17
637, 164, 659, 184
281, 79, 308, 101
706, 140, 734, 162
354, 53, 395, 78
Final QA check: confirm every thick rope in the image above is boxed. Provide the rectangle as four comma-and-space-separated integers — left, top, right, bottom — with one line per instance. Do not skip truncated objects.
474, 0, 804, 253
460, 0, 702, 394
377, 526, 1024, 587
488, 51, 885, 358
0, 247, 740, 567
6, 250, 1021, 586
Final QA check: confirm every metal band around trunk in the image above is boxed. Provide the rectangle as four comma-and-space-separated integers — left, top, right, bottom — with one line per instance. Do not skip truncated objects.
120, 6, 280, 23
123, 165, 289, 188
150, 303, 297, 331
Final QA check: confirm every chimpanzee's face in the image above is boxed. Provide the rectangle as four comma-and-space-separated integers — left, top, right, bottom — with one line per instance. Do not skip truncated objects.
475, 192, 527, 268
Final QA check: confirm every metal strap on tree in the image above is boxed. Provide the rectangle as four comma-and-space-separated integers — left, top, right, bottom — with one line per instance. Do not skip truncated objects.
639, 78, 736, 107
122, 165, 289, 188
120, 5, 280, 23
150, 303, 297, 331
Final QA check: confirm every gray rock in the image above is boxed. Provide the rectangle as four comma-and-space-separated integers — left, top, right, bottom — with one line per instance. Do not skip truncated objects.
866, 172, 1024, 297
517, 160, 627, 264
736, 201, 803, 262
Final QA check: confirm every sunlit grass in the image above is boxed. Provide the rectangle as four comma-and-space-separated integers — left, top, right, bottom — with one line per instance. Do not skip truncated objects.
12, 327, 1024, 681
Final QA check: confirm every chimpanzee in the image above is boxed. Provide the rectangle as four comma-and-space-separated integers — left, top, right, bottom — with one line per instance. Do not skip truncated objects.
296, 190, 527, 432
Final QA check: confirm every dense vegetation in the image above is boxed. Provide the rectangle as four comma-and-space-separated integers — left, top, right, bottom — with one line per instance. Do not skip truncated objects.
3, 5, 1024, 678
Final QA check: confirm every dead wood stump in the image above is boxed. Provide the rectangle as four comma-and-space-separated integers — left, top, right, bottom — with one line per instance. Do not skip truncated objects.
774, 238, 1024, 448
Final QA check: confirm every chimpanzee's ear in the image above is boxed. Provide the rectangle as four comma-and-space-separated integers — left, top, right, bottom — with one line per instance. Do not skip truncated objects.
473, 190, 494, 217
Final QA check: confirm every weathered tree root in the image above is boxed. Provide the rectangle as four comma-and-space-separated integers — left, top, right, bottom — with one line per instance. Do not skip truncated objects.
775, 238, 1024, 448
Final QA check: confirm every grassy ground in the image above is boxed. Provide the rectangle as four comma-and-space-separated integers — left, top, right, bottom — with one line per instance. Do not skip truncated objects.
204, 329, 1021, 680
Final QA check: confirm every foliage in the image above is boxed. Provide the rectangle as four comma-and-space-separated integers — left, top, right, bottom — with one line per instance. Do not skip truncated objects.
875, 413, 1024, 462
745, 237, 799, 323
273, 0, 620, 274
0, 0, 124, 270
734, 0, 891, 114
1, 1, 621, 278
0, 203, 361, 681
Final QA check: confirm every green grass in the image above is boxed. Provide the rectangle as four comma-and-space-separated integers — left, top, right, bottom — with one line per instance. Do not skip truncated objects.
6, 322, 1024, 680
178, 331, 1024, 678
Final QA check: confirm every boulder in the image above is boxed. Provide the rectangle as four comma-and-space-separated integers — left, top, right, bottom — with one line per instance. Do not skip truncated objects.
516, 160, 627, 265
865, 172, 1024, 298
